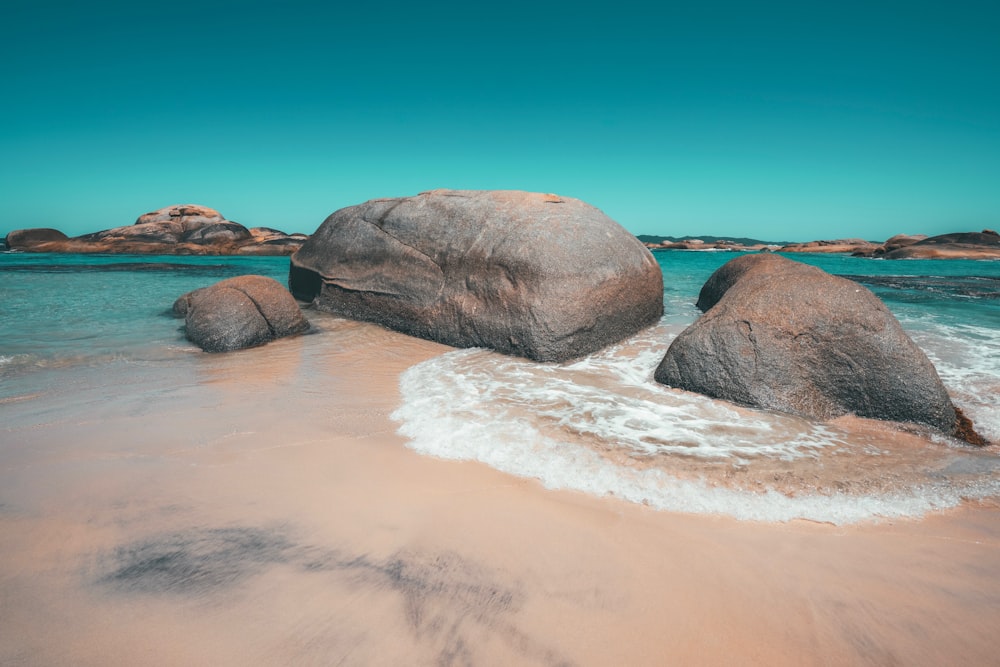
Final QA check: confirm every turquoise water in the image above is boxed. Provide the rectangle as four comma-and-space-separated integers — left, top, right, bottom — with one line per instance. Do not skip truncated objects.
0, 253, 289, 369
2, 249, 998, 523
3, 250, 995, 371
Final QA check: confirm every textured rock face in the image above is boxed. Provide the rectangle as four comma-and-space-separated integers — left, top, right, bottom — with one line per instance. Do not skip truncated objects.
694, 252, 792, 312
135, 204, 224, 226
4, 205, 306, 255
655, 254, 985, 444
173, 275, 309, 352
290, 190, 664, 361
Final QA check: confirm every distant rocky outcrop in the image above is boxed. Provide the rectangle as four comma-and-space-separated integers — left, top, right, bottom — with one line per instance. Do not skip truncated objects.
642, 236, 779, 252
173, 275, 309, 352
878, 231, 1000, 260
779, 238, 878, 254
290, 189, 664, 362
4, 205, 306, 255
654, 254, 987, 445
777, 231, 999, 260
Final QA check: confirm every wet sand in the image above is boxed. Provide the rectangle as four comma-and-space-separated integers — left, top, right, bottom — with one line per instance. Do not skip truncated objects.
2, 319, 999, 666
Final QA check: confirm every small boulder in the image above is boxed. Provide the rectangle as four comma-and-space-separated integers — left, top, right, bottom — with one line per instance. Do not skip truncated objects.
173, 275, 309, 352
289, 190, 664, 362
655, 254, 986, 444
5, 228, 69, 251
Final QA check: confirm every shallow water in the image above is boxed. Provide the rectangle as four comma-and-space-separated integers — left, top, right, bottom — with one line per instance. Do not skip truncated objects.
2, 250, 999, 524
2, 250, 1000, 664
394, 251, 1000, 523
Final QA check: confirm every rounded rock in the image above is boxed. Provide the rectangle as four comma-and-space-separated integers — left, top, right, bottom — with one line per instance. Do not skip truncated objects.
174, 275, 309, 352
655, 254, 985, 443
289, 190, 664, 362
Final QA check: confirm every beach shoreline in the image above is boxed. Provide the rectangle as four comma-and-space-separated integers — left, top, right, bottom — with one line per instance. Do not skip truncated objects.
2, 317, 999, 665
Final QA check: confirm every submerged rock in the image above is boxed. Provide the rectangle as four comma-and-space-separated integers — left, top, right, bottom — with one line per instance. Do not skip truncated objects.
173, 275, 309, 352
655, 254, 987, 445
289, 189, 664, 361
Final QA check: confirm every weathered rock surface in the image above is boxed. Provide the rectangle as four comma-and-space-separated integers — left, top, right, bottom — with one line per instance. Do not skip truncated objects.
290, 189, 664, 361
173, 275, 309, 352
655, 254, 986, 444
880, 231, 1000, 260
4, 205, 306, 255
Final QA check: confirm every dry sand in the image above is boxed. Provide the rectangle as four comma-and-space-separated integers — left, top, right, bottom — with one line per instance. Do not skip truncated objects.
2, 320, 999, 666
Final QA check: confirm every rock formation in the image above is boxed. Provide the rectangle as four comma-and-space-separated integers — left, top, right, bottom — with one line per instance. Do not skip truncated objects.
655, 254, 986, 445
879, 231, 1000, 260
4, 205, 306, 255
779, 238, 878, 254
289, 189, 664, 362
173, 275, 309, 352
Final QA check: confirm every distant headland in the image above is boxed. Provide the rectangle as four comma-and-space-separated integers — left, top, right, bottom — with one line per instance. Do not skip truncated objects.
641, 230, 1000, 260
3, 203, 998, 260
2, 204, 307, 255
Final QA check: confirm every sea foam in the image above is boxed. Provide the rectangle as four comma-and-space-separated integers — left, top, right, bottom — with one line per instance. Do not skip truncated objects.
392, 323, 1000, 525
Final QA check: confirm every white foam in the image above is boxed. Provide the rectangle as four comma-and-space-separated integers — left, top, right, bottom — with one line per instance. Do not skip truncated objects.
391, 324, 1000, 524
907, 321, 1000, 442
392, 352, 1000, 523
391, 299, 1000, 525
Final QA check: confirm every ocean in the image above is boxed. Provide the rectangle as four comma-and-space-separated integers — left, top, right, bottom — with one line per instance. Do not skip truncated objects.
2, 250, 998, 525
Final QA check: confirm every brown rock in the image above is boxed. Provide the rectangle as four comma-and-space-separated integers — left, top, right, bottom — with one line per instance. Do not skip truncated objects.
882, 232, 1000, 260
780, 239, 877, 254
655, 254, 986, 445
290, 189, 664, 362
136, 204, 224, 226
173, 275, 309, 352
5, 205, 307, 256
4, 228, 69, 251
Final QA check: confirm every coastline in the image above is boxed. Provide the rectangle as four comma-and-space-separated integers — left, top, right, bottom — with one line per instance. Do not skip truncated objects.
3, 315, 1000, 665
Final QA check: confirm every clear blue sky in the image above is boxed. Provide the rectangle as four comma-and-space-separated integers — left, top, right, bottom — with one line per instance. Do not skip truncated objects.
2, 0, 998, 242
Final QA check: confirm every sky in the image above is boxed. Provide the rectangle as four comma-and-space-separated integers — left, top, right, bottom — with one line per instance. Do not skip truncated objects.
2, 0, 998, 242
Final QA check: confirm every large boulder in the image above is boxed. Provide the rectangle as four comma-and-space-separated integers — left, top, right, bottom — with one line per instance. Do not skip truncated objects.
173, 275, 309, 352
289, 189, 664, 362
655, 254, 986, 445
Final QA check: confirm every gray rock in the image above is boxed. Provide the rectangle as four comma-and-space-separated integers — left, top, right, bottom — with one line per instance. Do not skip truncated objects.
289, 190, 664, 361
174, 275, 309, 352
655, 254, 986, 444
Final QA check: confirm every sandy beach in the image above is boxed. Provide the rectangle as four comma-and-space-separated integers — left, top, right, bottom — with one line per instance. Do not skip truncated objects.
1, 315, 998, 666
